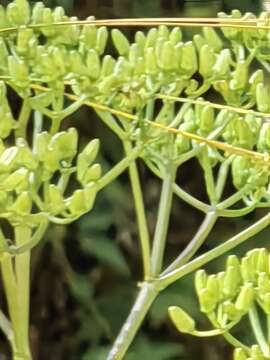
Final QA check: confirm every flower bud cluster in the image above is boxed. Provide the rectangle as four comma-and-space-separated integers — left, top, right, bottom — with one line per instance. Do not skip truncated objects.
169, 249, 270, 359
0, 81, 101, 225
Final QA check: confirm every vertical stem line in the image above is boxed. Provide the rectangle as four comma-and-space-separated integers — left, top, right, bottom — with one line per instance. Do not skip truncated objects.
106, 282, 158, 360
14, 225, 32, 360
123, 141, 151, 279
151, 163, 176, 276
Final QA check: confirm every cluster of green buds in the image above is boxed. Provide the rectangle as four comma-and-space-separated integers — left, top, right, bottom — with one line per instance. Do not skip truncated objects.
169, 248, 270, 359
0, 84, 101, 239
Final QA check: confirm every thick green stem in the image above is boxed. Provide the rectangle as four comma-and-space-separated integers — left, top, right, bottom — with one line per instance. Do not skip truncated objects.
150, 163, 176, 276
13, 225, 32, 360
106, 282, 158, 360
124, 141, 151, 279
2, 226, 32, 359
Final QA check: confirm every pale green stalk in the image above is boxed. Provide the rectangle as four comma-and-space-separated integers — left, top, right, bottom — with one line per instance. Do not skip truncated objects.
249, 305, 269, 356
123, 141, 151, 279
150, 163, 176, 276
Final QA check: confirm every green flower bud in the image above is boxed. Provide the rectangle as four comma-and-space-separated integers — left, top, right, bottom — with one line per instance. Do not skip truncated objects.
16, 138, 38, 170
7, 0, 30, 26
241, 256, 256, 283
251, 345, 265, 359
145, 28, 158, 49
168, 306, 196, 334
0, 108, 15, 139
35, 132, 50, 162
234, 348, 248, 360
202, 27, 223, 52
16, 28, 35, 57
258, 123, 270, 152
86, 49, 101, 80
193, 34, 208, 51
13, 191, 32, 215
249, 70, 264, 94
198, 105, 215, 135
0, 146, 20, 173
77, 139, 100, 183
80, 20, 97, 48
67, 189, 88, 215
213, 49, 232, 78
256, 83, 270, 113
68, 51, 86, 76
233, 118, 255, 149
227, 255, 240, 269
199, 45, 216, 78
159, 41, 176, 71
0, 168, 28, 192
135, 31, 146, 55
198, 288, 217, 313
145, 47, 158, 75
31, 2, 45, 24
180, 41, 197, 76
169, 27, 182, 45
101, 55, 116, 77
96, 26, 108, 55
256, 249, 269, 274
158, 25, 169, 39
195, 270, 208, 294
223, 266, 241, 298
99, 74, 118, 94
8, 56, 29, 87
221, 300, 239, 321
206, 275, 219, 300
112, 29, 130, 56
47, 185, 65, 215
80, 164, 102, 185
235, 283, 254, 313
133, 56, 145, 75
49, 128, 78, 162
257, 272, 270, 296
231, 156, 250, 189
230, 61, 248, 91
113, 57, 131, 79
41, 8, 55, 37
128, 43, 139, 67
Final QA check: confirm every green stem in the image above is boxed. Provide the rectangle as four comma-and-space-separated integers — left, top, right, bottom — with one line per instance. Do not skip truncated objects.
150, 163, 176, 276
96, 144, 143, 191
123, 141, 151, 279
162, 211, 218, 275
13, 225, 32, 360
158, 212, 270, 290
223, 332, 250, 353
1, 226, 32, 359
96, 110, 127, 140
249, 305, 269, 356
15, 100, 31, 139
106, 282, 158, 360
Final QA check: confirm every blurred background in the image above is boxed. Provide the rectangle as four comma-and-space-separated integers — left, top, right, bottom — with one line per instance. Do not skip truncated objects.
1, 1, 270, 359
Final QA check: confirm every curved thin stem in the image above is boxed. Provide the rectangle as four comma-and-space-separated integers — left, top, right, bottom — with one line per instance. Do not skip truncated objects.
162, 211, 218, 275
158, 212, 270, 290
